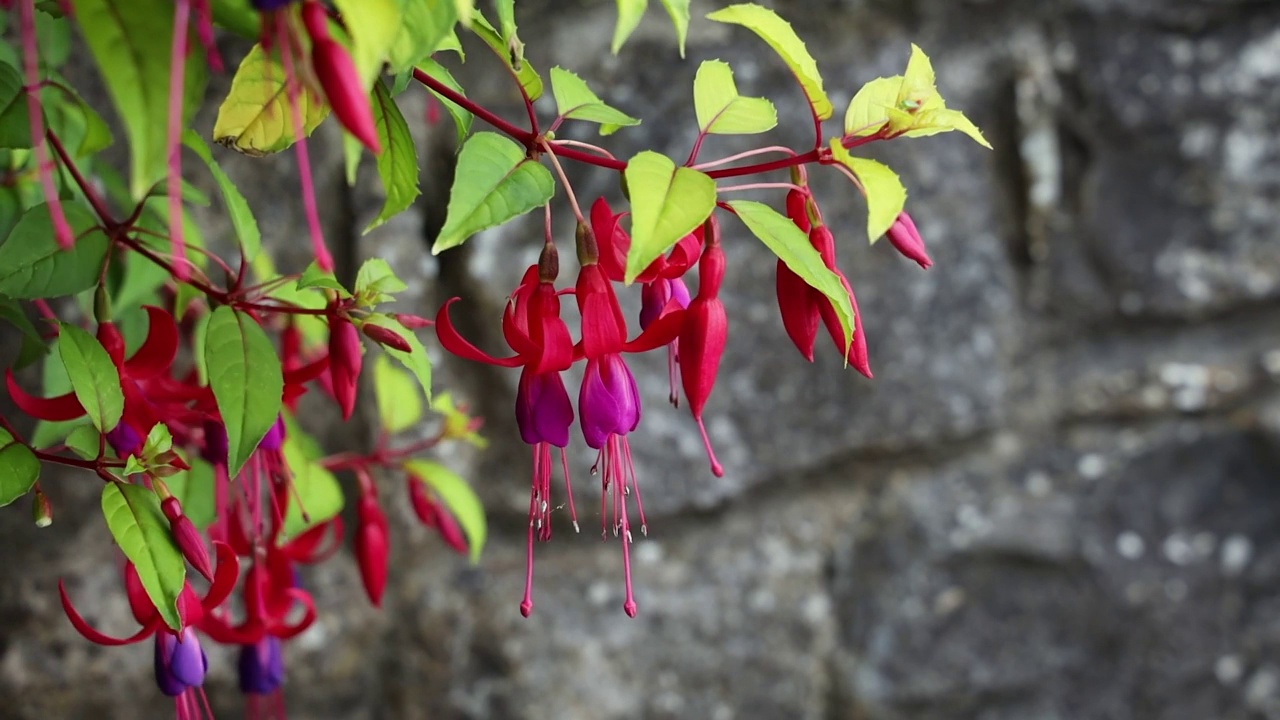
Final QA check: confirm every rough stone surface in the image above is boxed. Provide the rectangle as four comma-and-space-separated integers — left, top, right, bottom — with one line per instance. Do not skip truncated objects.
3, 1, 1280, 719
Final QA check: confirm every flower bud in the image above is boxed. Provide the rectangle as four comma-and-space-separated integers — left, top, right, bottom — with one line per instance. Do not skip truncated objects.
361, 323, 412, 353
309, 37, 381, 153
161, 495, 215, 583
392, 313, 434, 330
408, 478, 469, 556
31, 488, 52, 528
354, 495, 389, 607
328, 318, 363, 420
885, 211, 932, 269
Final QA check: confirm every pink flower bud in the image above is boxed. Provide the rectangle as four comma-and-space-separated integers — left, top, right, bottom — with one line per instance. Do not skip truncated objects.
392, 313, 434, 330
885, 211, 932, 269
354, 495, 389, 607
361, 323, 412, 353
328, 318, 363, 420
408, 478, 468, 556
309, 35, 381, 153
162, 497, 215, 583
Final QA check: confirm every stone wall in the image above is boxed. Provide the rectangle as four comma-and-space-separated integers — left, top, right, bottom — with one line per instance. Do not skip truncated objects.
3, 0, 1280, 718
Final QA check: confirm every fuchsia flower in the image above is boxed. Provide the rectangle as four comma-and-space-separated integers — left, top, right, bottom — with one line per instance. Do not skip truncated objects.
678, 215, 729, 477
327, 313, 363, 421
353, 493, 389, 607
300, 1, 380, 153
885, 210, 932, 269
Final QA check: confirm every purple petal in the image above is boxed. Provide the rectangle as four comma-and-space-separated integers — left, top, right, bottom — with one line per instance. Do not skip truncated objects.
106, 422, 142, 456
239, 637, 286, 695
517, 370, 574, 448
578, 355, 641, 449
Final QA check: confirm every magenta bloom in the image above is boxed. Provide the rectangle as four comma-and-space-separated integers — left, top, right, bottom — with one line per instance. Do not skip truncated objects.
154, 628, 208, 697
579, 354, 641, 449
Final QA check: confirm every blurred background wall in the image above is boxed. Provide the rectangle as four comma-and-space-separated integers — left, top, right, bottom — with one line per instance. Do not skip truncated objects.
3, 0, 1280, 718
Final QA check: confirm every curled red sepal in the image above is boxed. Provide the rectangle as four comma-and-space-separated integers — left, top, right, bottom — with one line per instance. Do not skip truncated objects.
58, 579, 164, 646
203, 541, 241, 612
271, 588, 317, 639
280, 516, 344, 563
124, 306, 180, 378
621, 301, 686, 354
434, 298, 523, 368
6, 370, 85, 421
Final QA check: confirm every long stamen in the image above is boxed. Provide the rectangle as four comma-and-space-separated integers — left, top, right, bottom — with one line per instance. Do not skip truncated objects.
560, 448, 578, 532
277, 22, 334, 272
622, 439, 647, 536
166, 0, 191, 279
521, 443, 538, 617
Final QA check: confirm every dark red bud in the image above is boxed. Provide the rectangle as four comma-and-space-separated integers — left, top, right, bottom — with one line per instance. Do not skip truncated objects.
354, 495, 389, 607
96, 322, 126, 366
361, 323, 412, 353
328, 318, 363, 420
162, 497, 215, 583
775, 260, 820, 362
785, 189, 811, 234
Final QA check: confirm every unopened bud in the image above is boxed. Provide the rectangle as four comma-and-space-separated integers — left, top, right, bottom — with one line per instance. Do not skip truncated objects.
538, 242, 560, 282
575, 221, 599, 266
362, 323, 412, 353
94, 284, 112, 323
392, 313, 434, 330
161, 496, 215, 583
32, 488, 52, 528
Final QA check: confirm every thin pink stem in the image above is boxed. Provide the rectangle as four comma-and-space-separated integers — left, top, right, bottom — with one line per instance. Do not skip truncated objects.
539, 140, 582, 222
278, 25, 333, 272
716, 181, 805, 194
550, 138, 616, 160
20, 0, 73, 248
166, 0, 191, 280
692, 145, 798, 171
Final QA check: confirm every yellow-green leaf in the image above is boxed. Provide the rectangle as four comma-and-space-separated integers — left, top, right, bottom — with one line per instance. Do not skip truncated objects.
365, 81, 421, 232
418, 59, 472, 145
549, 67, 641, 129
843, 76, 899, 137
611, 0, 647, 54
387, 0, 459, 73
828, 140, 907, 244
623, 151, 716, 283
693, 59, 777, 135
373, 355, 423, 434
213, 43, 331, 156
280, 436, 343, 538
182, 130, 261, 261
469, 11, 542, 101
658, 0, 690, 57
706, 3, 831, 120
362, 314, 432, 404
432, 132, 554, 254
727, 200, 854, 353
901, 107, 991, 148
334, 0, 401, 89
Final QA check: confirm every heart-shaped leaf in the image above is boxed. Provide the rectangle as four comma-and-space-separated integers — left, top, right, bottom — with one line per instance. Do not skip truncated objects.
828, 139, 907, 243
693, 59, 777, 135
623, 151, 715, 283
707, 4, 831, 121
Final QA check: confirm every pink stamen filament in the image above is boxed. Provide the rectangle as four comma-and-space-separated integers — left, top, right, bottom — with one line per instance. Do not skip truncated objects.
276, 23, 333, 272
166, 0, 191, 279
696, 417, 725, 478
19, 0, 73, 248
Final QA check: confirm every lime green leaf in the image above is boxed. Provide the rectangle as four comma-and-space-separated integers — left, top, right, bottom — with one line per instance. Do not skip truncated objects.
843, 76, 899, 137
496, 0, 516, 41
182, 130, 261, 261
366, 81, 421, 232
901, 107, 991, 148
0, 426, 40, 507
354, 257, 407, 304
334, 0, 401, 89
63, 424, 100, 461
403, 459, 486, 562
726, 199, 854, 353
706, 3, 831, 120
432, 132, 554, 254
165, 454, 215, 530
828, 140, 907, 243
209, 0, 260, 38
140, 422, 172, 458
658, 0, 690, 57
898, 43, 938, 113
281, 436, 343, 538
0, 296, 49, 369
418, 59, 472, 145
550, 67, 641, 129
373, 354, 423, 434
387, 1, 459, 73
213, 43, 331, 156
71, 0, 202, 199
434, 392, 487, 447
49, 83, 114, 156
57, 322, 124, 433
469, 11, 542, 101
623, 151, 715, 283
0, 203, 109, 299
611, 0, 646, 54
296, 261, 347, 293
363, 313, 432, 404
204, 306, 283, 476
693, 59, 777, 135
100, 481, 185, 630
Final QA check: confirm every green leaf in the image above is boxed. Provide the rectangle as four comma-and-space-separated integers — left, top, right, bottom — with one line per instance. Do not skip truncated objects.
403, 459, 486, 562
213, 43, 331, 156
165, 454, 216, 530
418, 59, 472, 145
363, 314, 432, 404
140, 421, 172, 459
334, 0, 401, 89
281, 436, 343, 538
57, 322, 124, 433
469, 11, 542, 101
63, 424, 101, 461
0, 62, 29, 148
706, 3, 832, 121
496, 0, 516, 42
210, 0, 260, 38
387, 0, 459, 73
204, 306, 283, 476
71, 0, 203, 199
366, 81, 421, 232
0, 296, 49, 369
611, 0, 646, 54
29, 346, 77, 448
828, 140, 907, 243
354, 258, 407, 304
432, 132, 554, 254
549, 67, 641, 129
34, 10, 71, 67
658, 0, 691, 57
100, 481, 186, 630
0, 203, 109, 299
296, 260, 347, 293
693, 59, 777, 135
726, 199, 854, 353
0, 427, 40, 507
843, 76, 899, 138
373, 354, 423, 434
182, 130, 261, 261
622, 151, 715, 283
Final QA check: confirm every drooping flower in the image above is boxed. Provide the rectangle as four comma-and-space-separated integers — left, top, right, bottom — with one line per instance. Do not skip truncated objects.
678, 215, 728, 477
327, 313, 363, 421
